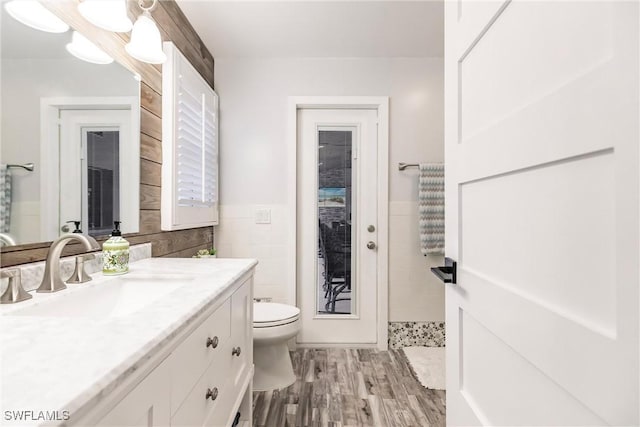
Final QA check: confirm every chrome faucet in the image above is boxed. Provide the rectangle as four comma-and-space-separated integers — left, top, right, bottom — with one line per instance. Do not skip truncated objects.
1, 268, 31, 304
36, 233, 100, 293
0, 232, 17, 246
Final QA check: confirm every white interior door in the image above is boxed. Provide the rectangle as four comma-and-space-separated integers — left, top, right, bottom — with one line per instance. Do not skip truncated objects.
445, 1, 639, 425
297, 108, 379, 345
59, 109, 133, 236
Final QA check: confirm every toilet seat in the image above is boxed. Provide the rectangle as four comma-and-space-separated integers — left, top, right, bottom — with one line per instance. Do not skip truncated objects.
253, 303, 300, 328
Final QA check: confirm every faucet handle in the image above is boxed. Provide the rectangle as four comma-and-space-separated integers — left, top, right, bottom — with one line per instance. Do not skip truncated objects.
0, 268, 32, 304
66, 253, 95, 284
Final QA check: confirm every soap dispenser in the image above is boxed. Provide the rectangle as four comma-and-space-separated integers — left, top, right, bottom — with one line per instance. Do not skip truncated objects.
102, 221, 130, 275
65, 220, 83, 233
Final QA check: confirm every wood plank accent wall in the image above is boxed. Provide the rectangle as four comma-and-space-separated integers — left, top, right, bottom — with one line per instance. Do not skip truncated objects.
0, 0, 215, 267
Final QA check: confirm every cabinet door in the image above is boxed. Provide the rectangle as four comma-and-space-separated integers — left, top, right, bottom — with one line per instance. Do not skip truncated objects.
96, 358, 170, 427
230, 280, 252, 389
161, 41, 219, 231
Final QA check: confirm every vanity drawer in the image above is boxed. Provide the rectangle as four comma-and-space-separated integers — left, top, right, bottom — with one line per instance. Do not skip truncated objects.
171, 349, 232, 427
170, 299, 231, 414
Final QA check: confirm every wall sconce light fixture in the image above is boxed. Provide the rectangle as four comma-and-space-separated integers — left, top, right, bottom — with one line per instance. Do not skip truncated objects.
78, 0, 132, 33
4, 0, 69, 33
66, 30, 114, 65
6, 0, 167, 66
125, 0, 166, 64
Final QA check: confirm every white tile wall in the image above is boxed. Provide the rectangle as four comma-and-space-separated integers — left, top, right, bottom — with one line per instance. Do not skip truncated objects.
216, 205, 289, 303
217, 202, 445, 320
10, 201, 40, 245
389, 201, 445, 321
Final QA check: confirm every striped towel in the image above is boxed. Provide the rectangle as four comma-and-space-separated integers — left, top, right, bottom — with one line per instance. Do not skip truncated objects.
418, 163, 444, 255
0, 165, 11, 233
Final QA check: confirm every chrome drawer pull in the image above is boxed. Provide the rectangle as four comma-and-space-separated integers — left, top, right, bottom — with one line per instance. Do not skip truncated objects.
206, 336, 219, 348
205, 387, 218, 401
232, 346, 241, 357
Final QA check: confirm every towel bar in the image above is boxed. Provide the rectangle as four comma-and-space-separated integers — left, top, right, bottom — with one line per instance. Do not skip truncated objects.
398, 162, 419, 171
7, 163, 34, 172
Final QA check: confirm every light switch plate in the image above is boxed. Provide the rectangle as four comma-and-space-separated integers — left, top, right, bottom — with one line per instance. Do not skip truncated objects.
255, 208, 271, 224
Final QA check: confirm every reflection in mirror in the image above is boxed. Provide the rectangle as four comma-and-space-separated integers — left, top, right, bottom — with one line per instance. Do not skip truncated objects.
87, 129, 120, 235
0, 5, 140, 247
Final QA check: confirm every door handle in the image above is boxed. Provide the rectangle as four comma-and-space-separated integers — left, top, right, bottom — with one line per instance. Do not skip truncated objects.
366, 241, 376, 250
431, 257, 457, 284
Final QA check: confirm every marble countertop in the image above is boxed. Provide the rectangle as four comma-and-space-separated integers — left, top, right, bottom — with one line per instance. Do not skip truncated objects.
0, 258, 257, 427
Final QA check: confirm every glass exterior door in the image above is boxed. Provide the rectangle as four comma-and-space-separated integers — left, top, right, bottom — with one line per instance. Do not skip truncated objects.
317, 129, 355, 315
297, 107, 379, 345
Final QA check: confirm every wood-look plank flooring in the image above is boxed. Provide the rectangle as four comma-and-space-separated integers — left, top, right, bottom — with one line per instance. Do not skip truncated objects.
253, 349, 445, 427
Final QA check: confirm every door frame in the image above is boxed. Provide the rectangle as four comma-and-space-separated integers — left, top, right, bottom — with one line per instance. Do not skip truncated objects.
286, 96, 389, 350
40, 96, 139, 241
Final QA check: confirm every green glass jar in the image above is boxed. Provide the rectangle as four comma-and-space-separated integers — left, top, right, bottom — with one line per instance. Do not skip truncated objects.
103, 221, 130, 275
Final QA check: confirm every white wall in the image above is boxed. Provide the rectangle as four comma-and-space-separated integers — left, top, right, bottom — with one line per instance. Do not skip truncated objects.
215, 57, 444, 321
0, 58, 138, 244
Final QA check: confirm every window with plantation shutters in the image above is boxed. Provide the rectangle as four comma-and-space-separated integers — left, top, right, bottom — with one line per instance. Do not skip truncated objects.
161, 42, 219, 230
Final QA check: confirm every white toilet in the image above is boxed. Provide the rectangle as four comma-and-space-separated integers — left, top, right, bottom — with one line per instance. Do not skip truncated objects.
252, 302, 301, 391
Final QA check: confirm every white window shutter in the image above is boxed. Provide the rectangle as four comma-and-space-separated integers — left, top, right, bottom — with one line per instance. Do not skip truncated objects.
162, 42, 219, 230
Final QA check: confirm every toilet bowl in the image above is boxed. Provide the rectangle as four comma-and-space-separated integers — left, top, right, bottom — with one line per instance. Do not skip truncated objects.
253, 302, 301, 391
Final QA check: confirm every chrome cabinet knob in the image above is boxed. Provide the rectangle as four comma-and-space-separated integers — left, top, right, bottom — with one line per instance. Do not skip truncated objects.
366, 241, 376, 250
206, 336, 219, 348
205, 387, 218, 401
232, 346, 241, 356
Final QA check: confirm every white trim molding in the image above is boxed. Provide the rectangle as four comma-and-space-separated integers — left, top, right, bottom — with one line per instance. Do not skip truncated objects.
286, 96, 390, 350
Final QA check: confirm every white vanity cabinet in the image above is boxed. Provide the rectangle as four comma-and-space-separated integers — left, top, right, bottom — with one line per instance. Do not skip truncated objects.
171, 281, 253, 427
89, 276, 253, 427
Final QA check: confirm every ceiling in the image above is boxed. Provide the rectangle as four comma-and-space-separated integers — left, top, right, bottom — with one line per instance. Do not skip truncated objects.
175, 1, 444, 58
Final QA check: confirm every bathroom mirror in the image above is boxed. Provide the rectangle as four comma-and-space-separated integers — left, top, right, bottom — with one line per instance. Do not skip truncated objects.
0, 5, 140, 248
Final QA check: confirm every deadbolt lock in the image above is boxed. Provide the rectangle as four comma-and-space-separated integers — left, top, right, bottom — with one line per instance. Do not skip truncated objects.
367, 225, 375, 232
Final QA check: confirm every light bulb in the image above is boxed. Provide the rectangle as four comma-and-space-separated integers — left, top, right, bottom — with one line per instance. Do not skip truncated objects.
4, 0, 70, 33
125, 11, 166, 64
78, 0, 132, 33
66, 31, 114, 65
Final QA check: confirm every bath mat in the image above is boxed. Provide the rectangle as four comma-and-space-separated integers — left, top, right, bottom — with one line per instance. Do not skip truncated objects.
403, 346, 445, 390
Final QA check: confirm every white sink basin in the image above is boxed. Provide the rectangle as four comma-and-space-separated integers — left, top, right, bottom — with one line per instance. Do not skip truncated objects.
12, 273, 195, 319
